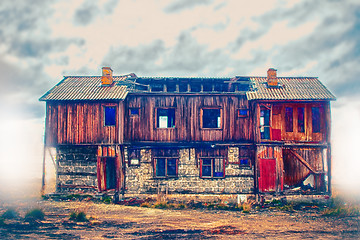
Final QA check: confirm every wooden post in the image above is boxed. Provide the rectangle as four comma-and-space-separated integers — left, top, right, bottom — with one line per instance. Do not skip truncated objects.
41, 145, 46, 196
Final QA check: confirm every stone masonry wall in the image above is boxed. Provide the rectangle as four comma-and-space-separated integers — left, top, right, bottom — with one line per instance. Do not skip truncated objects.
56, 146, 98, 193
125, 147, 254, 194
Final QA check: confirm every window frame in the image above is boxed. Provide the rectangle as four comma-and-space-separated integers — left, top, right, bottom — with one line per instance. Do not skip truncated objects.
260, 107, 271, 139
129, 108, 140, 117
103, 105, 117, 127
297, 107, 305, 133
285, 107, 294, 132
153, 157, 178, 178
312, 107, 321, 133
201, 107, 223, 129
155, 107, 176, 129
237, 108, 249, 118
199, 157, 225, 179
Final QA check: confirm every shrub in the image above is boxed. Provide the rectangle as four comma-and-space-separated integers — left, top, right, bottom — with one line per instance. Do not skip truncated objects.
0, 218, 5, 226
241, 202, 252, 213
1, 208, 19, 219
69, 211, 89, 222
25, 209, 45, 221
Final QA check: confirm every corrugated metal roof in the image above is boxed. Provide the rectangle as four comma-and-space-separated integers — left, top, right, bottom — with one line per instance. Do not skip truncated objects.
39, 76, 130, 101
246, 77, 336, 101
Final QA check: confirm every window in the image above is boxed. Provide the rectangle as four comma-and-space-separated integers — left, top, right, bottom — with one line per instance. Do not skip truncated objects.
298, 107, 305, 133
178, 83, 188, 92
155, 158, 177, 177
203, 83, 212, 92
200, 158, 225, 178
202, 108, 221, 128
237, 109, 248, 118
312, 107, 321, 133
151, 84, 163, 92
104, 106, 116, 126
167, 82, 177, 92
191, 83, 201, 92
285, 107, 293, 132
130, 108, 139, 116
260, 108, 270, 139
239, 158, 250, 167
157, 108, 175, 128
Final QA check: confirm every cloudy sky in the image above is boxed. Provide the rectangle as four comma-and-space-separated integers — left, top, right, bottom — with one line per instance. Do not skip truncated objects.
0, 0, 359, 192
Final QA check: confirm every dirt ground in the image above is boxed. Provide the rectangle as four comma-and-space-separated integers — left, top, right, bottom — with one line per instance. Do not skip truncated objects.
0, 199, 359, 240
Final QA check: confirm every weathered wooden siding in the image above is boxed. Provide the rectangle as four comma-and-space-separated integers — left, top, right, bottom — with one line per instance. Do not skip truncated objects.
45, 101, 124, 145
124, 94, 252, 142
253, 101, 330, 143
283, 147, 324, 188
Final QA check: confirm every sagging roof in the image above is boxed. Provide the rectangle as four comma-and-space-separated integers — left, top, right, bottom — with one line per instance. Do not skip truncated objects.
39, 69, 335, 101
39, 75, 131, 101
246, 77, 336, 101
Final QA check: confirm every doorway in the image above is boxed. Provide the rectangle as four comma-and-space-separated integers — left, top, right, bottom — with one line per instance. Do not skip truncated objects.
258, 158, 276, 192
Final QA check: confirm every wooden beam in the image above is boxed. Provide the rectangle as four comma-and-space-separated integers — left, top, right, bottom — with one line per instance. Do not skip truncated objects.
288, 149, 320, 174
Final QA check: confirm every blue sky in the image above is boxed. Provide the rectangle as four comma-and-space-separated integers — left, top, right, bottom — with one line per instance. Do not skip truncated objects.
0, 0, 359, 192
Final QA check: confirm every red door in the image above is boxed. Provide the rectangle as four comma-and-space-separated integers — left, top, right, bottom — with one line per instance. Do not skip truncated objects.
258, 158, 276, 192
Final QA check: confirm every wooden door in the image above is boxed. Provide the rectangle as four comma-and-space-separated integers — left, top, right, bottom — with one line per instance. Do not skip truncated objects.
258, 158, 276, 192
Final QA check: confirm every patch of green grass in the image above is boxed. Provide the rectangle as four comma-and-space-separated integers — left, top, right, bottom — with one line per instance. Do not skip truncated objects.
1, 208, 19, 219
25, 209, 45, 221
69, 211, 89, 222
103, 196, 112, 204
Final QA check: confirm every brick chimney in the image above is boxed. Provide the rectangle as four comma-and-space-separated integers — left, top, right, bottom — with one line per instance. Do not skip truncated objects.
267, 68, 278, 87
101, 67, 113, 85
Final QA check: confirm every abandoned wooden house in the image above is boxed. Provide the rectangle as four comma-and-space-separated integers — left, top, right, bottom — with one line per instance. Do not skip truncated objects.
39, 67, 335, 197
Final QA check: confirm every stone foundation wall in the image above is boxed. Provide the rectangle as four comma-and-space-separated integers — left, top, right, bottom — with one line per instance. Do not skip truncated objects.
125, 147, 254, 194
56, 146, 98, 193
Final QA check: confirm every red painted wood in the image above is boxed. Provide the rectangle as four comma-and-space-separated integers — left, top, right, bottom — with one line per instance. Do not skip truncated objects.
259, 158, 276, 192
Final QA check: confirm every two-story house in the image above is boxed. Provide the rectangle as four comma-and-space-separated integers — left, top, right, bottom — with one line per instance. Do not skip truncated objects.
39, 67, 335, 197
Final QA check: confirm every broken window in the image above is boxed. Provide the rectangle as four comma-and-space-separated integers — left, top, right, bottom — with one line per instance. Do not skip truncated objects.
202, 108, 221, 128
200, 158, 225, 178
298, 107, 305, 132
157, 108, 175, 128
312, 107, 321, 133
260, 107, 270, 139
104, 106, 116, 126
285, 107, 293, 132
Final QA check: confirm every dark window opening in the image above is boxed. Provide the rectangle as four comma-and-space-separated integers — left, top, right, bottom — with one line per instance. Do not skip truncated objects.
237, 84, 250, 91
200, 158, 225, 178
239, 158, 250, 167
151, 84, 163, 92
130, 108, 139, 116
191, 83, 201, 92
312, 107, 321, 133
285, 107, 293, 132
157, 108, 175, 128
237, 109, 248, 117
202, 108, 221, 128
260, 108, 270, 139
298, 107, 305, 132
104, 106, 116, 126
167, 82, 177, 92
178, 83, 188, 92
203, 83, 212, 92
155, 158, 178, 177
214, 83, 228, 92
